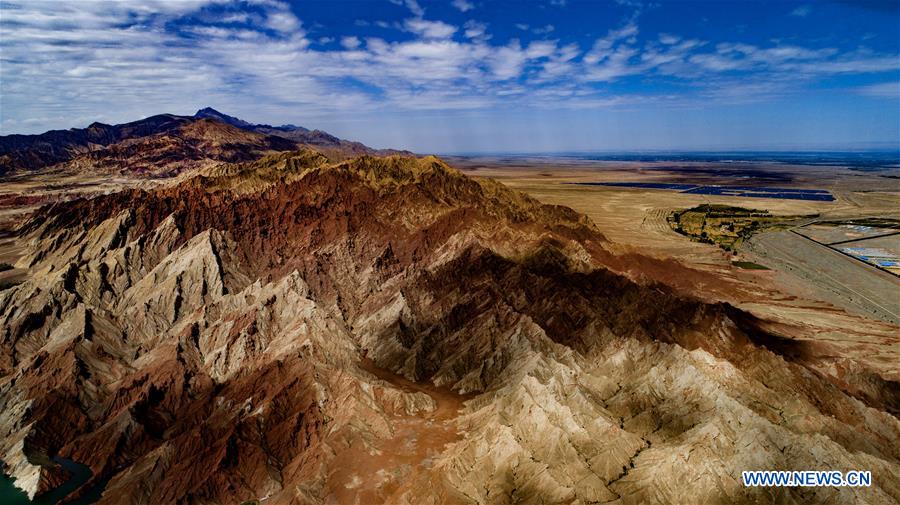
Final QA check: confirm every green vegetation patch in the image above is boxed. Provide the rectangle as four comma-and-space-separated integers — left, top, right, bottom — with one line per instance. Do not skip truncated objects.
668, 204, 815, 252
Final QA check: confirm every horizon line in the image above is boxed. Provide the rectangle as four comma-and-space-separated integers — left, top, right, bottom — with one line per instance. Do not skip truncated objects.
436, 147, 900, 157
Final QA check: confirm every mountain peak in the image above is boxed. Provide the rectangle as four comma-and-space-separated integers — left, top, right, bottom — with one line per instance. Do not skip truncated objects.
193, 108, 310, 134
193, 107, 254, 129
1, 109, 404, 174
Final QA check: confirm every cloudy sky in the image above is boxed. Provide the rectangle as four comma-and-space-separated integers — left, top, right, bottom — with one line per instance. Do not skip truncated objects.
1, 0, 898, 152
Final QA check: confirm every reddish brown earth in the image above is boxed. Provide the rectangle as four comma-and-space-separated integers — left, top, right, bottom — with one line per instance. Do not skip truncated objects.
327, 358, 472, 505
0, 151, 897, 504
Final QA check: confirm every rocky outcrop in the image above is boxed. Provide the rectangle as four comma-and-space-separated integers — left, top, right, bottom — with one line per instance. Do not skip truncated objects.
0, 152, 897, 504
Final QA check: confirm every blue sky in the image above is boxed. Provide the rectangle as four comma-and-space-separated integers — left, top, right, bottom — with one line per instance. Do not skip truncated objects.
1, 0, 898, 152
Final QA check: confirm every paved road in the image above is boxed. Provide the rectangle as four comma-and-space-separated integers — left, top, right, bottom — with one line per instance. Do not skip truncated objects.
745, 231, 900, 325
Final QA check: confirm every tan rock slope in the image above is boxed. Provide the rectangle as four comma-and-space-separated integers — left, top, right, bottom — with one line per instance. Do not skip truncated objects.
1, 151, 897, 504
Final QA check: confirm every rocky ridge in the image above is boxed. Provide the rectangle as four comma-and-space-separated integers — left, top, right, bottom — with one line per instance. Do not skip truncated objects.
193, 107, 385, 156
0, 151, 897, 504
0, 109, 406, 175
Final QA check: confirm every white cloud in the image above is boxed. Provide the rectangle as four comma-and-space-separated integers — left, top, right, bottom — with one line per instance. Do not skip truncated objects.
515, 23, 554, 35
539, 43, 579, 78
265, 10, 301, 32
659, 33, 679, 45
587, 21, 638, 56
582, 21, 641, 82
790, 5, 812, 17
403, 18, 457, 39
389, 0, 425, 17
219, 12, 251, 24
856, 81, 900, 98
341, 36, 361, 49
525, 41, 557, 59
463, 20, 489, 40
451, 0, 475, 12
254, 1, 303, 33
489, 41, 529, 80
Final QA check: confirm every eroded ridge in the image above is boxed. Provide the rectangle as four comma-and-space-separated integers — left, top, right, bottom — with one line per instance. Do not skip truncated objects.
1, 152, 897, 504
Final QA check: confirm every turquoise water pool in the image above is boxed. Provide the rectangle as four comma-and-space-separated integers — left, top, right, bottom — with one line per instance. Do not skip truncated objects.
0, 458, 103, 504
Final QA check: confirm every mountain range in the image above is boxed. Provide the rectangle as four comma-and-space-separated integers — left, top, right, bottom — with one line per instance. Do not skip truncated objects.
0, 108, 405, 175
